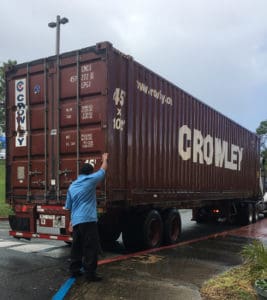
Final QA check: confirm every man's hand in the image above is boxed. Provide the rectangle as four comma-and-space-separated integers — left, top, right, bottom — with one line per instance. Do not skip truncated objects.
68, 221, 73, 233
101, 153, 108, 170
102, 153, 108, 161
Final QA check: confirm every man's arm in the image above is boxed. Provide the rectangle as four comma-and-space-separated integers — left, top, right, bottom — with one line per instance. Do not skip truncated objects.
100, 153, 108, 171
86, 153, 108, 184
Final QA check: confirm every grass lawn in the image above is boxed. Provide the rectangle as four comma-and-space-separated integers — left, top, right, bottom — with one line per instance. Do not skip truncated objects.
0, 160, 12, 217
201, 240, 267, 299
201, 264, 256, 299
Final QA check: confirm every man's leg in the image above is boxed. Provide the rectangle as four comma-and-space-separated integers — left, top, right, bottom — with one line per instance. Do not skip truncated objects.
81, 222, 101, 281
70, 224, 83, 277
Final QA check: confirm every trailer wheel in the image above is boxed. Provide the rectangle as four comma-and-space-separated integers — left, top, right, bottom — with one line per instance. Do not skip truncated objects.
122, 210, 163, 250
163, 208, 181, 245
142, 210, 163, 249
239, 203, 253, 225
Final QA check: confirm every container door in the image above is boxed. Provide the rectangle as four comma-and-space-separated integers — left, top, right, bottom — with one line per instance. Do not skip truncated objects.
7, 51, 108, 204
7, 66, 49, 202
57, 54, 108, 202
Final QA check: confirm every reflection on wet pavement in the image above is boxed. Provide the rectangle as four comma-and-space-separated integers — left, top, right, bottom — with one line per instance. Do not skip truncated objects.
66, 236, 250, 300
66, 218, 267, 300
230, 217, 267, 240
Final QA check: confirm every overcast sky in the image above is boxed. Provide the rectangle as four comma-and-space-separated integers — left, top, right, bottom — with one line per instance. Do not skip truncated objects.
1, 0, 266, 132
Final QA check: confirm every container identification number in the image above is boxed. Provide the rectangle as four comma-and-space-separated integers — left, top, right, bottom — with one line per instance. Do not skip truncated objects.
69, 64, 95, 89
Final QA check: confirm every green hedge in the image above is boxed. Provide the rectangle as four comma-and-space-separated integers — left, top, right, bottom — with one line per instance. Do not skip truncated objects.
0, 160, 10, 216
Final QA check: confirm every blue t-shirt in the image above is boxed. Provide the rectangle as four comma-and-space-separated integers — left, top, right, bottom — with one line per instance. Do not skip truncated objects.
65, 169, 105, 226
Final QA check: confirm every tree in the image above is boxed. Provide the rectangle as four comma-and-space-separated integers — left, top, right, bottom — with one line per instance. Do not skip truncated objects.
0, 60, 17, 133
257, 120, 267, 190
257, 120, 267, 158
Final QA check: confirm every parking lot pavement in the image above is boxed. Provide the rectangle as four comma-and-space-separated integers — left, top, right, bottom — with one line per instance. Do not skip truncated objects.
0, 220, 71, 300
65, 236, 250, 300
2, 216, 267, 299
66, 218, 267, 300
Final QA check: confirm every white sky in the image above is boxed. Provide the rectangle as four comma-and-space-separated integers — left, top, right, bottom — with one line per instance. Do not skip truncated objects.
1, 0, 267, 132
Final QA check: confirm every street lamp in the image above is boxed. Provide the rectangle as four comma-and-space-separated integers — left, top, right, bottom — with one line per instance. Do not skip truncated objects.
48, 16, 69, 201
48, 15, 69, 56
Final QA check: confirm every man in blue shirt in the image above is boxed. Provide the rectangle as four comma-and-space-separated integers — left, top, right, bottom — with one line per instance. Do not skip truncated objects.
65, 153, 108, 281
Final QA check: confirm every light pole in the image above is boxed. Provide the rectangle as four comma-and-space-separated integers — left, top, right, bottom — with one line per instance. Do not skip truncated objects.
48, 16, 69, 201
48, 15, 69, 56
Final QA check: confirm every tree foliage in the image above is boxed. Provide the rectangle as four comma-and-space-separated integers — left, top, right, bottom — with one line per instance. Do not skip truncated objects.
256, 120, 267, 170
0, 60, 17, 132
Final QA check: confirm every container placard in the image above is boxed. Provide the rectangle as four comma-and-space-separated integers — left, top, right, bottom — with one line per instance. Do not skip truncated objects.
15, 79, 27, 147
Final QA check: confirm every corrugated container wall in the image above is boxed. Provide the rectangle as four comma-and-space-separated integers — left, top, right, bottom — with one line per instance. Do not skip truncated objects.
5, 42, 260, 210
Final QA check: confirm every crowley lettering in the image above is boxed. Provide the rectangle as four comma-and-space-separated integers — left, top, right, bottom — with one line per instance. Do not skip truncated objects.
15, 79, 27, 147
178, 125, 244, 171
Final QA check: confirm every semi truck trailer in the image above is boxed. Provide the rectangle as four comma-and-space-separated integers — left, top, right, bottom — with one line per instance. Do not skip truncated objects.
5, 41, 264, 250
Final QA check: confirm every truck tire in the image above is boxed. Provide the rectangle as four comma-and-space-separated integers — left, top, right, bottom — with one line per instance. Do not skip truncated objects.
142, 210, 163, 249
122, 210, 163, 250
163, 208, 181, 245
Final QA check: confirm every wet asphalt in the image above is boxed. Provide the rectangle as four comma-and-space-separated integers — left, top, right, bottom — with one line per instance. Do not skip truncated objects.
1, 211, 267, 300
65, 214, 267, 300
66, 235, 251, 300
0, 221, 70, 300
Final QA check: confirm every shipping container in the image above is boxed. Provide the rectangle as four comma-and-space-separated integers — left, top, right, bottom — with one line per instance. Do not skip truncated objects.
5, 41, 263, 249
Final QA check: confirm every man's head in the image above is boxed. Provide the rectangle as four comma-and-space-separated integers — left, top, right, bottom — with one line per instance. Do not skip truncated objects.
80, 163, 94, 175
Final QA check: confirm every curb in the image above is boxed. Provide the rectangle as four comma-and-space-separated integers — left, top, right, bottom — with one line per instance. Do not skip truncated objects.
0, 217, 8, 221
52, 277, 76, 300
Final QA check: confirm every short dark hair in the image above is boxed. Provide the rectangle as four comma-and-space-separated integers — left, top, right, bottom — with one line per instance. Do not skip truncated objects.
80, 163, 94, 175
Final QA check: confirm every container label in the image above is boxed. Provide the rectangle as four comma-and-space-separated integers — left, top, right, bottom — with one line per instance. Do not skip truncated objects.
178, 125, 244, 171
69, 64, 95, 89
39, 215, 66, 228
81, 133, 94, 149
17, 166, 25, 183
15, 79, 27, 147
136, 80, 173, 106
81, 104, 94, 120
113, 88, 126, 131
